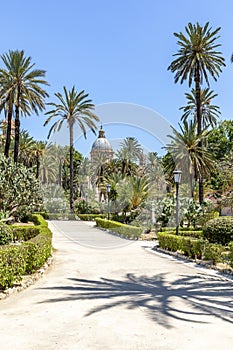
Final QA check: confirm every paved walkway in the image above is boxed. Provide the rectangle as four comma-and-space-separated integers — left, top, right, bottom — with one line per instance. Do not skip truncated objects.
0, 220, 233, 350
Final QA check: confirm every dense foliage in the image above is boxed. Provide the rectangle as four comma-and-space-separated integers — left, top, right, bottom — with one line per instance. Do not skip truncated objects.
0, 222, 13, 245
95, 218, 143, 239
0, 214, 52, 290
0, 154, 42, 221
203, 216, 233, 245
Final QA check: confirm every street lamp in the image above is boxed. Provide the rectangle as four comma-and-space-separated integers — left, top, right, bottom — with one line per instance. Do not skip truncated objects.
106, 183, 111, 220
85, 192, 88, 214
173, 169, 182, 235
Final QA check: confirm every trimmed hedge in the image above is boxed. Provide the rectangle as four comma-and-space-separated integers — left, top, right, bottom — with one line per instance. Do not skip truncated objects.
203, 216, 233, 245
157, 232, 205, 259
36, 211, 77, 220
229, 242, 233, 268
0, 214, 52, 290
77, 214, 107, 221
159, 228, 203, 239
0, 222, 13, 245
176, 230, 203, 239
95, 218, 143, 239
157, 232, 229, 265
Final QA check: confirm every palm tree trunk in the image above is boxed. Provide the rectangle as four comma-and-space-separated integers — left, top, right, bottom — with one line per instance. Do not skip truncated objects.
69, 123, 74, 213
36, 151, 40, 179
4, 107, 13, 158
195, 65, 204, 204
58, 159, 62, 187
14, 106, 20, 163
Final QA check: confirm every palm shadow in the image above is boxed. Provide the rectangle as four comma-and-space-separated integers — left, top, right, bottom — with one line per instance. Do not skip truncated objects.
38, 272, 233, 328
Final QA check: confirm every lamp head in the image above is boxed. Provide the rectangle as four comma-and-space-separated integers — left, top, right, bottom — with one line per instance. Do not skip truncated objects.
173, 169, 182, 184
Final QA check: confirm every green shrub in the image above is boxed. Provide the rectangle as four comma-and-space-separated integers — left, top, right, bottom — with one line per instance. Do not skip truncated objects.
157, 232, 205, 259
77, 214, 107, 221
178, 230, 203, 239
202, 243, 224, 264
228, 242, 233, 268
12, 227, 40, 242
203, 216, 233, 245
23, 234, 52, 273
96, 218, 143, 239
0, 246, 26, 289
35, 212, 49, 220
0, 222, 13, 245
158, 227, 203, 239
0, 214, 52, 290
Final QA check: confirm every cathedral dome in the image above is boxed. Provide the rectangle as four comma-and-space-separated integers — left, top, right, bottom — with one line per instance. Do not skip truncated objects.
91, 126, 113, 160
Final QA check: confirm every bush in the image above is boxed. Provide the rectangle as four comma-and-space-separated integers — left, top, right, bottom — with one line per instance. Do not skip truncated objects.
228, 242, 233, 268
177, 230, 203, 239
157, 232, 205, 259
159, 227, 203, 239
23, 234, 52, 273
202, 243, 225, 264
12, 227, 40, 242
203, 216, 233, 245
0, 246, 26, 289
95, 218, 143, 239
157, 232, 226, 264
0, 214, 52, 290
77, 214, 107, 221
0, 222, 13, 245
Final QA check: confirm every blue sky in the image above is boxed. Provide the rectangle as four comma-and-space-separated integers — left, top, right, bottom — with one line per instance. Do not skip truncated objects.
1, 0, 233, 156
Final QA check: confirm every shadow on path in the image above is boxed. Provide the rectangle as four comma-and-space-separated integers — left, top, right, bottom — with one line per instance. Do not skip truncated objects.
38, 273, 233, 328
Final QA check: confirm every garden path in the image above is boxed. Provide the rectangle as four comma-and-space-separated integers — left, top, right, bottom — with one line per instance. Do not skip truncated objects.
0, 220, 233, 350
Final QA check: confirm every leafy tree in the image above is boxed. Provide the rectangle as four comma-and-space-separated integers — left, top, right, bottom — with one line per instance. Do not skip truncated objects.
44, 86, 99, 212
168, 22, 225, 203
0, 50, 49, 162
208, 120, 233, 160
207, 121, 233, 198
0, 154, 42, 220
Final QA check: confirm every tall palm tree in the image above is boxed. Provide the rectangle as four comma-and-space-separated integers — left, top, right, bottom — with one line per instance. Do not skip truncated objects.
166, 120, 216, 198
180, 88, 221, 128
44, 86, 99, 212
0, 50, 49, 163
168, 22, 225, 203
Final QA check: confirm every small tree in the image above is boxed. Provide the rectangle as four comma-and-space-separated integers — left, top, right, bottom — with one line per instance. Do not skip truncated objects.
0, 154, 42, 221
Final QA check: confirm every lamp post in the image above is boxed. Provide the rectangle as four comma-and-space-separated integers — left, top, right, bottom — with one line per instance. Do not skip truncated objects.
85, 192, 88, 214
173, 169, 182, 235
106, 183, 111, 220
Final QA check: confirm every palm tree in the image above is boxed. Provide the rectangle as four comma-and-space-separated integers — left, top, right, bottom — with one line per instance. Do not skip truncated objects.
44, 86, 99, 212
33, 141, 48, 179
168, 22, 225, 203
18, 129, 36, 167
130, 176, 149, 209
0, 50, 49, 162
166, 120, 216, 198
119, 137, 142, 162
180, 88, 221, 128
39, 146, 58, 185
